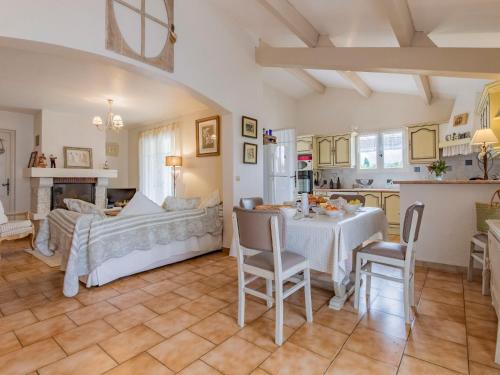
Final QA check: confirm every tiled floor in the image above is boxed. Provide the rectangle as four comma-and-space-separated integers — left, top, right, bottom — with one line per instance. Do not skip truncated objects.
0, 239, 499, 374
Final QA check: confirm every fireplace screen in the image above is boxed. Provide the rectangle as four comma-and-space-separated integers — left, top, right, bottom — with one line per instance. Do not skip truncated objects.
51, 179, 96, 210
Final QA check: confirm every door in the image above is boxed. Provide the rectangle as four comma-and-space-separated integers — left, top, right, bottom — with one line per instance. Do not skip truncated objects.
361, 192, 381, 208
297, 136, 313, 154
408, 124, 439, 164
316, 136, 334, 168
333, 134, 351, 167
382, 193, 400, 226
0, 130, 15, 212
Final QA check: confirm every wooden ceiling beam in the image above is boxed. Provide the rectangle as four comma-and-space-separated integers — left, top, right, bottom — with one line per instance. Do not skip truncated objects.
285, 68, 326, 94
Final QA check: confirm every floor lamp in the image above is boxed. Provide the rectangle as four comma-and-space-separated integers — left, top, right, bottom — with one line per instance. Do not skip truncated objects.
165, 156, 182, 196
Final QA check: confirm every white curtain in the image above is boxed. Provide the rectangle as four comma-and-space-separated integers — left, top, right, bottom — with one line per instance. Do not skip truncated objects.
139, 123, 180, 204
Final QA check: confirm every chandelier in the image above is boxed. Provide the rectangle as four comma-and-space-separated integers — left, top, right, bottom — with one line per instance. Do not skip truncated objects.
92, 99, 124, 131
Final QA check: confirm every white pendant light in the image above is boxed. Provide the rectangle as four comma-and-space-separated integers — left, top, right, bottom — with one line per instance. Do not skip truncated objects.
93, 99, 124, 131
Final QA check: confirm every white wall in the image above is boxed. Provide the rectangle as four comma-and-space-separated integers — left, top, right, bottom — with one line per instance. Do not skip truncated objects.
0, 110, 34, 212
106, 129, 129, 188
38, 110, 106, 169
127, 110, 222, 199
262, 84, 298, 132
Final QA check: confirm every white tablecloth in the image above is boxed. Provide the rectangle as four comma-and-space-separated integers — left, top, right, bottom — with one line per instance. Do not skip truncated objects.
283, 207, 387, 283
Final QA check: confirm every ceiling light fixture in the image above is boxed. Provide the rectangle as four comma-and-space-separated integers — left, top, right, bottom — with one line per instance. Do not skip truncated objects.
92, 99, 124, 131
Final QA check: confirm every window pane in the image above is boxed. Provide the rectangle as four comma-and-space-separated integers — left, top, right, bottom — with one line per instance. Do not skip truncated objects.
383, 131, 403, 168
359, 135, 378, 169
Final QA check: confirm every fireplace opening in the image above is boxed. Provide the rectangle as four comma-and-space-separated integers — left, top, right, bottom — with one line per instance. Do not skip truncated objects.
51, 178, 96, 210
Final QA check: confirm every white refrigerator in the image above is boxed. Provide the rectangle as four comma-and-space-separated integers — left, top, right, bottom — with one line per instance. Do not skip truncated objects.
263, 129, 296, 204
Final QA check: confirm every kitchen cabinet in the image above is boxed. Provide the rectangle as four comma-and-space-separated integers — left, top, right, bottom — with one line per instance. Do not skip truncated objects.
316, 136, 334, 168
382, 192, 400, 227
297, 135, 314, 154
333, 133, 355, 168
487, 225, 500, 364
360, 192, 381, 208
477, 81, 500, 150
407, 124, 439, 164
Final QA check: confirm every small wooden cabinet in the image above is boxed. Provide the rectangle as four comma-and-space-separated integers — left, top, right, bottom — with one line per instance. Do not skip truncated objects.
316, 136, 334, 168
407, 124, 439, 164
297, 135, 314, 154
333, 134, 355, 168
382, 192, 400, 227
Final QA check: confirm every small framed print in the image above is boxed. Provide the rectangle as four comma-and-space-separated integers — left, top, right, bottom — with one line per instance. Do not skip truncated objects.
196, 115, 220, 157
106, 142, 119, 157
28, 151, 38, 168
243, 142, 258, 164
453, 113, 469, 127
242, 116, 258, 138
64, 147, 93, 169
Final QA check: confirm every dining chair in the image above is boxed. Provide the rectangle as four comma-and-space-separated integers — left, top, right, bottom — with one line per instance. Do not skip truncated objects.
232, 207, 313, 345
354, 202, 424, 323
330, 194, 366, 206
239, 197, 264, 210
467, 233, 489, 295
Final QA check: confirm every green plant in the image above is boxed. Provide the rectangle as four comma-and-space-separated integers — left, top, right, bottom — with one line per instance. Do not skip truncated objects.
427, 159, 449, 177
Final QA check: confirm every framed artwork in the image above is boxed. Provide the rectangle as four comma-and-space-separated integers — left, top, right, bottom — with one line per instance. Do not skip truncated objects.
453, 113, 469, 126
64, 147, 93, 169
242, 116, 258, 138
243, 142, 258, 164
106, 142, 119, 157
196, 115, 220, 157
28, 151, 38, 168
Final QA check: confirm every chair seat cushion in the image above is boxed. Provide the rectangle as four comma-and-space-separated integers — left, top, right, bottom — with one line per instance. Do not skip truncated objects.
0, 220, 33, 238
360, 241, 407, 260
246, 251, 306, 272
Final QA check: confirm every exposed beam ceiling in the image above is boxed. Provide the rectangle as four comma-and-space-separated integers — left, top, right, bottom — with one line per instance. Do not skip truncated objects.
377, 0, 432, 104
255, 46, 500, 79
258, 0, 372, 98
285, 67, 326, 94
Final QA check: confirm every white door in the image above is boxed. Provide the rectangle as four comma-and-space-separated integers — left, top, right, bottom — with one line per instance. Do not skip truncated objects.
0, 130, 15, 212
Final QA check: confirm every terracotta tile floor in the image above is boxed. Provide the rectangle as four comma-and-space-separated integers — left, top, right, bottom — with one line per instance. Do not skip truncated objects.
0, 238, 499, 374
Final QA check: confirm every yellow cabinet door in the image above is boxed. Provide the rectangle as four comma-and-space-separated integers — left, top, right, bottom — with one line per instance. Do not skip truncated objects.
333, 134, 351, 167
360, 192, 381, 208
297, 136, 313, 154
382, 193, 400, 226
408, 124, 439, 164
316, 136, 334, 168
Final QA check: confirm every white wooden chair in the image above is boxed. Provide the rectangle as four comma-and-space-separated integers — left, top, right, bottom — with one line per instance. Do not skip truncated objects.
0, 200, 35, 258
467, 233, 490, 295
239, 197, 264, 210
354, 202, 424, 323
232, 207, 313, 345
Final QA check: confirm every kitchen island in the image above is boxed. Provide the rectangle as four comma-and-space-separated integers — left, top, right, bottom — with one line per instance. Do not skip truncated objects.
395, 179, 500, 268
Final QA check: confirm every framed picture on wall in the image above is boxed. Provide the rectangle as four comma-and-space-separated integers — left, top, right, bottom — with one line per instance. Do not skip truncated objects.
243, 142, 258, 164
196, 115, 220, 157
28, 151, 38, 168
63, 147, 93, 169
242, 116, 258, 138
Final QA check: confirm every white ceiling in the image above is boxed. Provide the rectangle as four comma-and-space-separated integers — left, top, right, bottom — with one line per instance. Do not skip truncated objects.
0, 46, 208, 125
211, 0, 498, 99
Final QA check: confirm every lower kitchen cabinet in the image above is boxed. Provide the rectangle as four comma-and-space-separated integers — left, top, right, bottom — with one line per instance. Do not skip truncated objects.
360, 192, 381, 208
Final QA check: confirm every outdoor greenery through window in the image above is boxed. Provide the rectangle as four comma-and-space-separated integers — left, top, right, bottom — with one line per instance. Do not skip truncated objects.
358, 130, 404, 170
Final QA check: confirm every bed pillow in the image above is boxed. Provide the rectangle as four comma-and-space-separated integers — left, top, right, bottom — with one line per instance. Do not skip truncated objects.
64, 199, 105, 217
119, 192, 164, 216
162, 196, 201, 211
199, 190, 221, 208
0, 200, 8, 225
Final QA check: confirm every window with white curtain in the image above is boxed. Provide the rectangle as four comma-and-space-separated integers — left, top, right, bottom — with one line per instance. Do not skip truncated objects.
139, 123, 180, 204
357, 130, 405, 171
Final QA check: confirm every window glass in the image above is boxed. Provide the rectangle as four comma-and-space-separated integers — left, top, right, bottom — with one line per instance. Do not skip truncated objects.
359, 134, 378, 169
383, 131, 404, 169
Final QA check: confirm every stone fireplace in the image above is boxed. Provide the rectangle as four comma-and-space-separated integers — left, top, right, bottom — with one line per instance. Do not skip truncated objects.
24, 168, 117, 220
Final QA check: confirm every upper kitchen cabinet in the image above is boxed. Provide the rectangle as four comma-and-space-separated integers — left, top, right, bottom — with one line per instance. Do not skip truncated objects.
333, 133, 356, 168
477, 81, 500, 151
297, 135, 314, 154
407, 124, 439, 164
315, 136, 334, 168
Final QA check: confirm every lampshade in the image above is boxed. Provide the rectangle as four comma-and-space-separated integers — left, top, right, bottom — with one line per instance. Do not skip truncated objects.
471, 128, 499, 145
92, 116, 103, 126
165, 156, 182, 167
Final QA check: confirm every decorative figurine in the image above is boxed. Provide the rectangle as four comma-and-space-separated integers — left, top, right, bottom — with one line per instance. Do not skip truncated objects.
37, 153, 48, 168
49, 154, 57, 168
103, 160, 109, 169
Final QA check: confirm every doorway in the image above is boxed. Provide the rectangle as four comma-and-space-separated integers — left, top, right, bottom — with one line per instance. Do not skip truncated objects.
0, 129, 15, 212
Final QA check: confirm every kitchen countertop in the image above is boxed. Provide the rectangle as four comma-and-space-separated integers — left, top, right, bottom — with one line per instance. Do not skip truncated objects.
313, 188, 400, 193
394, 180, 500, 184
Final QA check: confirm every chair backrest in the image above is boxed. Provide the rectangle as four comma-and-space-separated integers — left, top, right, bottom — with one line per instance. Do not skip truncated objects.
330, 194, 366, 206
232, 207, 284, 252
239, 197, 264, 210
402, 202, 425, 245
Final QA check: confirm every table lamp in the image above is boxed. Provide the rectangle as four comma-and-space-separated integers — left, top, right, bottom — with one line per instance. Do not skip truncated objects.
165, 156, 182, 196
471, 128, 498, 180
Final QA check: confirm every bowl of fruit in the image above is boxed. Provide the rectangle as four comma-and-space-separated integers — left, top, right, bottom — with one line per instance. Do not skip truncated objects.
324, 204, 344, 218
344, 199, 362, 213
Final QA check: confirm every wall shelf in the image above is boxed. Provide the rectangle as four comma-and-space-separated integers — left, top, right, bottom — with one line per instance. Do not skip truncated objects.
438, 138, 471, 149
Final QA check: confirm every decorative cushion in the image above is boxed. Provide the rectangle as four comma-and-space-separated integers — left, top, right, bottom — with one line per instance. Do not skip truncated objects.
360, 241, 407, 260
64, 199, 105, 217
119, 191, 164, 216
162, 196, 201, 211
246, 251, 306, 272
0, 220, 32, 238
0, 200, 7, 225
199, 190, 221, 209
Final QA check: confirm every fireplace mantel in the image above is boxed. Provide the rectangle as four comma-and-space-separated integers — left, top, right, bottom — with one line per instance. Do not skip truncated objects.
23, 168, 117, 178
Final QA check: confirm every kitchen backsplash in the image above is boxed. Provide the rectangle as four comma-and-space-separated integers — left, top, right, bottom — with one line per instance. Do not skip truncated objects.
316, 154, 500, 189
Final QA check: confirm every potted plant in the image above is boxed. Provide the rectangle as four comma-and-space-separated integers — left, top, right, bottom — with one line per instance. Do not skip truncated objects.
427, 159, 449, 180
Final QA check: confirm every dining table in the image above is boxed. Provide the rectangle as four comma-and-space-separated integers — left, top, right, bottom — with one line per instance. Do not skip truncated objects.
281, 206, 388, 309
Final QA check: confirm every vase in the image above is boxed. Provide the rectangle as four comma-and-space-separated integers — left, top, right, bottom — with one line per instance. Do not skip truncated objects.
434, 175, 443, 181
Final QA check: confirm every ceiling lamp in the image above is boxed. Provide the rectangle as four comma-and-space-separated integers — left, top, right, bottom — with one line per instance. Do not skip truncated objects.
93, 99, 124, 131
